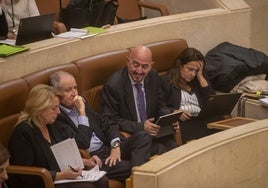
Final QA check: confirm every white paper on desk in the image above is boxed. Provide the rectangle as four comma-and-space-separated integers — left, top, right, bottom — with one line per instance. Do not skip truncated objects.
50, 138, 84, 171
55, 28, 88, 38
0, 39, 16, 46
54, 165, 107, 184
259, 97, 268, 107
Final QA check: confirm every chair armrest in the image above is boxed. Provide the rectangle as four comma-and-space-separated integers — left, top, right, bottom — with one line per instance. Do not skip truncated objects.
173, 129, 183, 146
138, 1, 169, 16
79, 149, 91, 159
53, 21, 67, 35
120, 131, 131, 139
7, 165, 54, 188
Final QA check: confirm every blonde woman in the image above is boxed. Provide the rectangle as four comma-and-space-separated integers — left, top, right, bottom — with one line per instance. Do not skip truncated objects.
9, 84, 109, 188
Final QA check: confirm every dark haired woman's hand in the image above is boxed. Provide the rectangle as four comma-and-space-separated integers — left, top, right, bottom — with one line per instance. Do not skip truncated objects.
196, 61, 209, 87
196, 61, 204, 79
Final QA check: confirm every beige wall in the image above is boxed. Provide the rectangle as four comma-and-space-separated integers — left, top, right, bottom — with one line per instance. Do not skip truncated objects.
0, 0, 266, 83
133, 119, 268, 188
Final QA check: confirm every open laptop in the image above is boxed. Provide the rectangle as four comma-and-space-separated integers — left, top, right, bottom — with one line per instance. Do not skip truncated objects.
0, 13, 55, 46
194, 92, 242, 119
15, 13, 55, 45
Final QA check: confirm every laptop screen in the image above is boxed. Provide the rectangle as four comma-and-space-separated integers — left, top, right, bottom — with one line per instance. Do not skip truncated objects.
16, 13, 55, 45
196, 92, 242, 118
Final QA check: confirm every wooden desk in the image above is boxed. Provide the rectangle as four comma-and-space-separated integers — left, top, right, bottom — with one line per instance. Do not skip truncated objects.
207, 117, 257, 130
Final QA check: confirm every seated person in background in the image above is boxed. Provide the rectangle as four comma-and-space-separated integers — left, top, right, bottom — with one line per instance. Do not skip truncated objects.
100, 45, 180, 156
160, 47, 218, 143
0, 143, 10, 188
0, 7, 8, 39
0, 0, 39, 38
49, 71, 151, 183
8, 84, 109, 188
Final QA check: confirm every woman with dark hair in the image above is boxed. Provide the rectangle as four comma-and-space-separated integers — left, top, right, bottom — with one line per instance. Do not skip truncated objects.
161, 47, 218, 143
0, 143, 10, 188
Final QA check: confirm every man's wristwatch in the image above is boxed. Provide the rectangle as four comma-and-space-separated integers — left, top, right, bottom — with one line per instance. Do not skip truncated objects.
111, 141, 120, 149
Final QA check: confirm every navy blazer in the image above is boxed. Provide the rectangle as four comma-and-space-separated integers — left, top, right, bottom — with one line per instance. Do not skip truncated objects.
100, 67, 172, 134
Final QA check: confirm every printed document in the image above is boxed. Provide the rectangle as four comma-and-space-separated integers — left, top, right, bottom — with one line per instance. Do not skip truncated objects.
50, 138, 84, 171
51, 138, 106, 184
54, 165, 107, 184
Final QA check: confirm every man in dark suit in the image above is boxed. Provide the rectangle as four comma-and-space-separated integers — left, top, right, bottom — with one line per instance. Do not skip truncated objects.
100, 45, 180, 155
49, 71, 151, 182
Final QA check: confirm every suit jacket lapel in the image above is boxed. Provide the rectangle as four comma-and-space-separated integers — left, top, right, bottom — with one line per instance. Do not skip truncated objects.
122, 68, 138, 121
144, 76, 152, 115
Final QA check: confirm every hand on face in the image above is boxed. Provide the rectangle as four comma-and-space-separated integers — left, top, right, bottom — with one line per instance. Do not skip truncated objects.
73, 95, 86, 116
196, 61, 204, 78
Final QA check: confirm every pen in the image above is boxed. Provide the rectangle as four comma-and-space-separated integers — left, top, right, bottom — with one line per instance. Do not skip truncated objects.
69, 165, 83, 178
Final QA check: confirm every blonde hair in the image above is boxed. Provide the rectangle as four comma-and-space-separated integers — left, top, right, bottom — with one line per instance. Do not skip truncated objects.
0, 143, 10, 165
17, 84, 61, 128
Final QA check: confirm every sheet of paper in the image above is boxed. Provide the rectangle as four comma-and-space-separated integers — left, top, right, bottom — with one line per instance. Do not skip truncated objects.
54, 165, 107, 184
55, 28, 88, 38
50, 138, 84, 171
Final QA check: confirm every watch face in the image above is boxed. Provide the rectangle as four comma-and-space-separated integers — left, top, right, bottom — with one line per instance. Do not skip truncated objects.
112, 141, 120, 148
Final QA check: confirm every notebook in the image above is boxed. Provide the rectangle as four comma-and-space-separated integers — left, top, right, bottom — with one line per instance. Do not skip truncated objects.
0, 44, 29, 57
194, 92, 242, 119
155, 111, 183, 138
0, 13, 55, 46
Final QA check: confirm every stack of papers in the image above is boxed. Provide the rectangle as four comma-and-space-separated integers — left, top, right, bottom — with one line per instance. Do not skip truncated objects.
54, 165, 107, 184
259, 97, 268, 107
51, 138, 107, 184
0, 44, 29, 57
55, 26, 107, 39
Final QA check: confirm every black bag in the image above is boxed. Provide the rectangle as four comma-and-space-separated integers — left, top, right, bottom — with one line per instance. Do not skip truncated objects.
59, 0, 118, 30
0, 9, 8, 39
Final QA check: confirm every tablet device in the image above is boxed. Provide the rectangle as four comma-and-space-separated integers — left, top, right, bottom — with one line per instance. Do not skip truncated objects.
155, 111, 182, 138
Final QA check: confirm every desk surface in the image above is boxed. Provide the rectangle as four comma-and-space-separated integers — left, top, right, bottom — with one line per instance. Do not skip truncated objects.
207, 117, 257, 130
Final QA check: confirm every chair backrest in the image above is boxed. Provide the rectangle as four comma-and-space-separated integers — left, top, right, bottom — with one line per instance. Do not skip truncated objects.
0, 78, 29, 148
72, 49, 129, 112
117, 0, 141, 19
22, 63, 80, 92
35, 0, 70, 21
72, 39, 188, 112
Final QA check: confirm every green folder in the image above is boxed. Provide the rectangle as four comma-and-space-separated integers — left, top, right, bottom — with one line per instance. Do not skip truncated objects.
0, 44, 29, 57
83, 26, 107, 35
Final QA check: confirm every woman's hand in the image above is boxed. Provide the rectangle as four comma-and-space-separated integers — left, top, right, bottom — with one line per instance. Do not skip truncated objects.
196, 61, 209, 87
56, 167, 82, 180
174, 109, 191, 121
84, 155, 102, 169
196, 61, 204, 79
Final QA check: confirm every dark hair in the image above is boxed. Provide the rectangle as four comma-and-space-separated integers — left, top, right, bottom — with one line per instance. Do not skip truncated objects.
168, 47, 206, 88
0, 143, 10, 165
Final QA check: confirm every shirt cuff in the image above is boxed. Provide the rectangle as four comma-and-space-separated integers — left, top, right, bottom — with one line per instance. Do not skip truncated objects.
110, 138, 120, 146
78, 115, 89, 127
